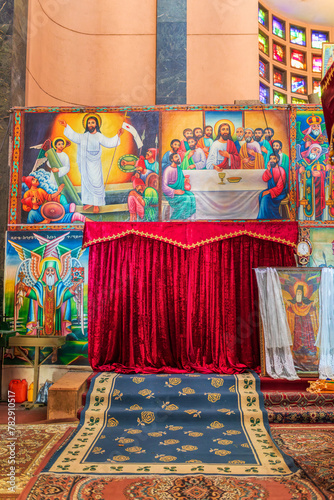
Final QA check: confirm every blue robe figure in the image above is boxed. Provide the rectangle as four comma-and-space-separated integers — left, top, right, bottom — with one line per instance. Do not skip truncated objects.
258, 161, 287, 220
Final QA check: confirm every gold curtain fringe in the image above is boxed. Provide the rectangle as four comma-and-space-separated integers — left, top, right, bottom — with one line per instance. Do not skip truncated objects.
83, 230, 296, 250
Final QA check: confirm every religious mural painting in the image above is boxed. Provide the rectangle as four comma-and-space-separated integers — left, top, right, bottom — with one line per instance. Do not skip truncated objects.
4, 231, 89, 366
9, 106, 294, 224
278, 269, 321, 375
290, 106, 332, 222
160, 107, 290, 220
322, 43, 334, 78
10, 109, 160, 226
307, 226, 334, 267
5, 105, 297, 372
6, 105, 334, 381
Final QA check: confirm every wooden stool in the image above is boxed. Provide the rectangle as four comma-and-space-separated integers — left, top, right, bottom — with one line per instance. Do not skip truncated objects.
47, 371, 91, 420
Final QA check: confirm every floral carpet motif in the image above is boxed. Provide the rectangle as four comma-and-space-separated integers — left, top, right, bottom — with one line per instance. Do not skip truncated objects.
267, 406, 334, 424
43, 372, 298, 476
271, 424, 334, 499
263, 388, 334, 424
19, 472, 326, 499
0, 423, 77, 498
264, 391, 334, 407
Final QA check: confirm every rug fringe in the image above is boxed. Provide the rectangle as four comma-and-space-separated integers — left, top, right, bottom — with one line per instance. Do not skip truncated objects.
38, 470, 303, 479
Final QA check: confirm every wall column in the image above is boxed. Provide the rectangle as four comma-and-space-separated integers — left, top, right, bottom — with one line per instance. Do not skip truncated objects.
11, 0, 28, 106
156, 0, 187, 104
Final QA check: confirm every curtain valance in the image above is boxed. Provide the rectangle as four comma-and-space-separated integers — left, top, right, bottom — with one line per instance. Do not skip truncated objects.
83, 221, 298, 250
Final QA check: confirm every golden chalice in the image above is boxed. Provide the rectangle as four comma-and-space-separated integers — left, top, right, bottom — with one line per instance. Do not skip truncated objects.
218, 172, 226, 184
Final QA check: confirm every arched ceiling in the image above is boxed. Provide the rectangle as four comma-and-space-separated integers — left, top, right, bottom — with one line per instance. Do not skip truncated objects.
264, 0, 334, 27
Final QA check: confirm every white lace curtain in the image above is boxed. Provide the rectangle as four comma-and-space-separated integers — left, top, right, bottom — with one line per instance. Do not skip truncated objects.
255, 268, 299, 380
316, 268, 334, 379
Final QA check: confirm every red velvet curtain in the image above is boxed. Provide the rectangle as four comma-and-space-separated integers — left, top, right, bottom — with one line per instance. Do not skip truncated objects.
86, 224, 296, 373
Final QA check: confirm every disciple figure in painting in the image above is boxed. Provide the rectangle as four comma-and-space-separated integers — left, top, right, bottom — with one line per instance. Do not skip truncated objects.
193, 127, 203, 140
178, 128, 194, 161
59, 114, 123, 213
180, 137, 206, 170
239, 128, 265, 169
161, 139, 181, 172
162, 152, 196, 220
264, 127, 275, 146
272, 140, 289, 181
234, 126, 246, 153
257, 153, 287, 219
285, 282, 319, 367
196, 125, 213, 158
254, 127, 273, 167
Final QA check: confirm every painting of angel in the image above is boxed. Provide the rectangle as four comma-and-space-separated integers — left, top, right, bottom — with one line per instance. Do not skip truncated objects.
9, 232, 84, 336
4, 231, 87, 364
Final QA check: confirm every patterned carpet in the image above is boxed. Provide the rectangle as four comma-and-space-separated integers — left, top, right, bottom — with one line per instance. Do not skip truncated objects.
2, 389, 333, 499
267, 406, 334, 424
263, 384, 334, 424
0, 423, 77, 498
271, 424, 334, 499
5, 422, 334, 499
42, 372, 298, 477
18, 472, 326, 499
